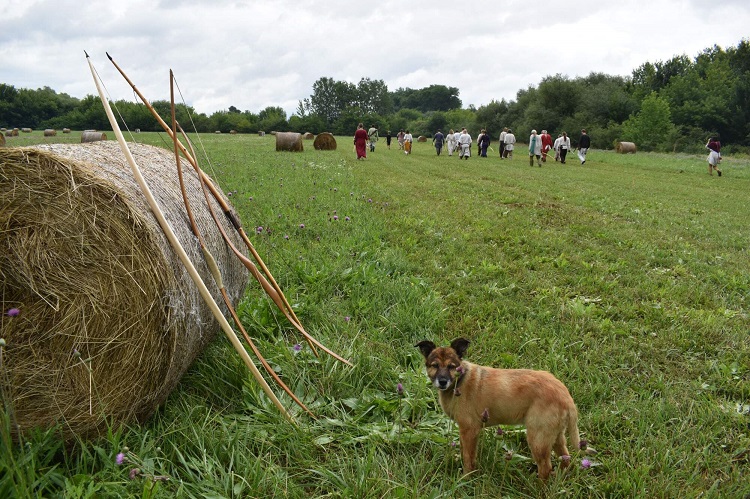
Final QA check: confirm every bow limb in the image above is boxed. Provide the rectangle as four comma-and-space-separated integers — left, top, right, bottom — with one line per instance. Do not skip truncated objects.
86, 53, 295, 424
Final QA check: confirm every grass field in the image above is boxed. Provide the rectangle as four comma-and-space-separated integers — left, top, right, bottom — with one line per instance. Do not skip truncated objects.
2, 130, 750, 497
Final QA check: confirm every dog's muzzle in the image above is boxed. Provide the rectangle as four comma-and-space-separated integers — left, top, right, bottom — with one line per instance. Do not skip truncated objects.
435, 376, 452, 390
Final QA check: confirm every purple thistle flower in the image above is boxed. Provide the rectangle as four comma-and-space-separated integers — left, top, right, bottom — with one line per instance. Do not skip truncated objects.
333, 215, 339, 221
344, 316, 350, 322
579, 440, 588, 451
248, 196, 254, 201
299, 223, 305, 229
451, 441, 457, 448
367, 198, 373, 203
481, 408, 489, 423
129, 468, 140, 480
496, 427, 504, 436
345, 216, 350, 221
5, 308, 20, 317
115, 452, 125, 465
397, 383, 404, 395
561, 454, 571, 463
256, 226, 263, 234
581, 458, 592, 469
504, 451, 514, 461
293, 343, 302, 352
284, 235, 289, 240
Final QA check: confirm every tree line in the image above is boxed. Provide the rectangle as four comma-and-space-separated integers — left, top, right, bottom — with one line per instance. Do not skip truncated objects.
1, 39, 748, 152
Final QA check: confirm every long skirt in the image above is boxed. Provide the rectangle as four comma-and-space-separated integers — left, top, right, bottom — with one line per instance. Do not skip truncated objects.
355, 140, 367, 159
404, 141, 412, 154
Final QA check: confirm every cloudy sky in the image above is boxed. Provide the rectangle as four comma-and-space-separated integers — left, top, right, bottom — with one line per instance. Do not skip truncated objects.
1, 0, 748, 117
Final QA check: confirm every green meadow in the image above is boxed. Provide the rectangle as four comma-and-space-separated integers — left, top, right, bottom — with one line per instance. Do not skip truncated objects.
2, 131, 750, 497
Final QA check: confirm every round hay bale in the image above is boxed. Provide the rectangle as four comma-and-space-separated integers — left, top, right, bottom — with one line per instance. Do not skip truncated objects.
230, 130, 237, 135
81, 131, 107, 143
13, 128, 20, 136
0, 142, 247, 440
417, 135, 427, 142
44, 129, 57, 137
63, 128, 72, 134
0, 127, 6, 132
313, 132, 337, 151
258, 131, 265, 137
275, 132, 304, 152
303, 132, 314, 140
615, 141, 637, 154
214, 131, 222, 134
21, 128, 32, 133
0, 133, 5, 147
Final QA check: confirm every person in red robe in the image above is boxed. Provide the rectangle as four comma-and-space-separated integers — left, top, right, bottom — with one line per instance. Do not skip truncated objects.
354, 123, 368, 160
540, 130, 553, 163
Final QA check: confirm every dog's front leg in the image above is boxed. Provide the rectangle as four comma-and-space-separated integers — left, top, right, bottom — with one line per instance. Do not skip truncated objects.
459, 425, 480, 473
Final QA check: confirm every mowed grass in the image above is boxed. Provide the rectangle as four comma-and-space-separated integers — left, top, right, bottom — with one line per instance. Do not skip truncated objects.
2, 131, 750, 497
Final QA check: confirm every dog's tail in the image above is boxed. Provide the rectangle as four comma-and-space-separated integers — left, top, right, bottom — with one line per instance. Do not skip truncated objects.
568, 406, 581, 452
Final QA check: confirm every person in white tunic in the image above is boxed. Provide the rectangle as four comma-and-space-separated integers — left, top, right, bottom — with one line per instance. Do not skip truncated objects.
447, 129, 457, 156
458, 128, 472, 159
499, 128, 508, 158
528, 129, 542, 167
503, 129, 516, 159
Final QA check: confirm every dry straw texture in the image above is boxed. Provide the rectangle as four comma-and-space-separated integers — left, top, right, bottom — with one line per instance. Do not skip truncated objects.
275, 132, 303, 152
0, 142, 247, 440
313, 132, 337, 151
303, 132, 314, 140
44, 129, 57, 137
417, 136, 427, 142
0, 134, 5, 147
616, 141, 637, 153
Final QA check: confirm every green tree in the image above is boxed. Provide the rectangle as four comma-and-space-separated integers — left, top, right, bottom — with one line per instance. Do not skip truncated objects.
621, 92, 676, 151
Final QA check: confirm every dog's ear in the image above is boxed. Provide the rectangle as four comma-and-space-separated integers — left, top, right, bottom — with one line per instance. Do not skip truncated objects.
415, 340, 436, 359
450, 338, 470, 359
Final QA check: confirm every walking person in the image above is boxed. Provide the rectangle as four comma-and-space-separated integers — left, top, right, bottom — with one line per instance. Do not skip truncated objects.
529, 129, 542, 167
577, 128, 591, 164
503, 128, 516, 159
478, 129, 490, 157
553, 134, 563, 161
385, 130, 392, 149
397, 129, 405, 150
403, 130, 413, 155
446, 129, 457, 156
433, 130, 445, 156
706, 136, 723, 176
558, 132, 571, 164
368, 124, 379, 152
499, 127, 508, 158
458, 128, 472, 159
354, 123, 368, 160
540, 130, 553, 163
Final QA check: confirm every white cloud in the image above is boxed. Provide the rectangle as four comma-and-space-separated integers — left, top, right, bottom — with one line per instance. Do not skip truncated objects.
1, 0, 748, 116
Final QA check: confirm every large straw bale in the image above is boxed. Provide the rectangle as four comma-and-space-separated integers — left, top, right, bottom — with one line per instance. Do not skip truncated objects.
417, 135, 427, 142
615, 141, 637, 154
275, 132, 304, 152
313, 132, 337, 151
81, 131, 107, 143
303, 132, 314, 140
44, 129, 57, 137
0, 134, 5, 147
63, 128, 72, 134
0, 142, 247, 440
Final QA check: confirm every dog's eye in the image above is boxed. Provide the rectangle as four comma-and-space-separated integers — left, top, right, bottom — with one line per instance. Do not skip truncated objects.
448, 365, 456, 370
430, 363, 439, 369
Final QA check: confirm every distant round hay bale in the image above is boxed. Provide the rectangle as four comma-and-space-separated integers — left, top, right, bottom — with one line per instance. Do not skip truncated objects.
0, 127, 6, 132
270, 131, 277, 136
44, 129, 57, 137
81, 131, 107, 143
417, 135, 427, 142
215, 131, 222, 134
63, 128, 71, 134
0, 142, 247, 440
615, 141, 637, 154
258, 131, 265, 137
313, 132, 337, 151
21, 128, 32, 133
230, 130, 237, 135
303, 132, 314, 140
275, 132, 304, 152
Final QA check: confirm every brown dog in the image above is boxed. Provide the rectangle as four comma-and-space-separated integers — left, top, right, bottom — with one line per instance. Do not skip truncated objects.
416, 338, 580, 479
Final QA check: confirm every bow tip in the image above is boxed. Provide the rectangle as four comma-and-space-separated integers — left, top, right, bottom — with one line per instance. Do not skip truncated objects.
84, 50, 89, 58
106, 52, 113, 61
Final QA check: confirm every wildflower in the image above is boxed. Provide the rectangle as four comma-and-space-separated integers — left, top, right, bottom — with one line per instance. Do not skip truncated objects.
581, 458, 592, 469
561, 454, 571, 463
248, 196, 254, 201
256, 226, 263, 233
299, 224, 305, 229
293, 343, 302, 352
367, 198, 373, 203
496, 427, 504, 436
397, 383, 404, 395
505, 450, 514, 461
284, 235, 289, 240
333, 215, 339, 221
73, 349, 81, 358
5, 308, 20, 317
451, 441, 457, 448
129, 468, 140, 480
345, 216, 350, 221
481, 408, 489, 423
579, 439, 588, 451
115, 452, 125, 465
344, 316, 351, 322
